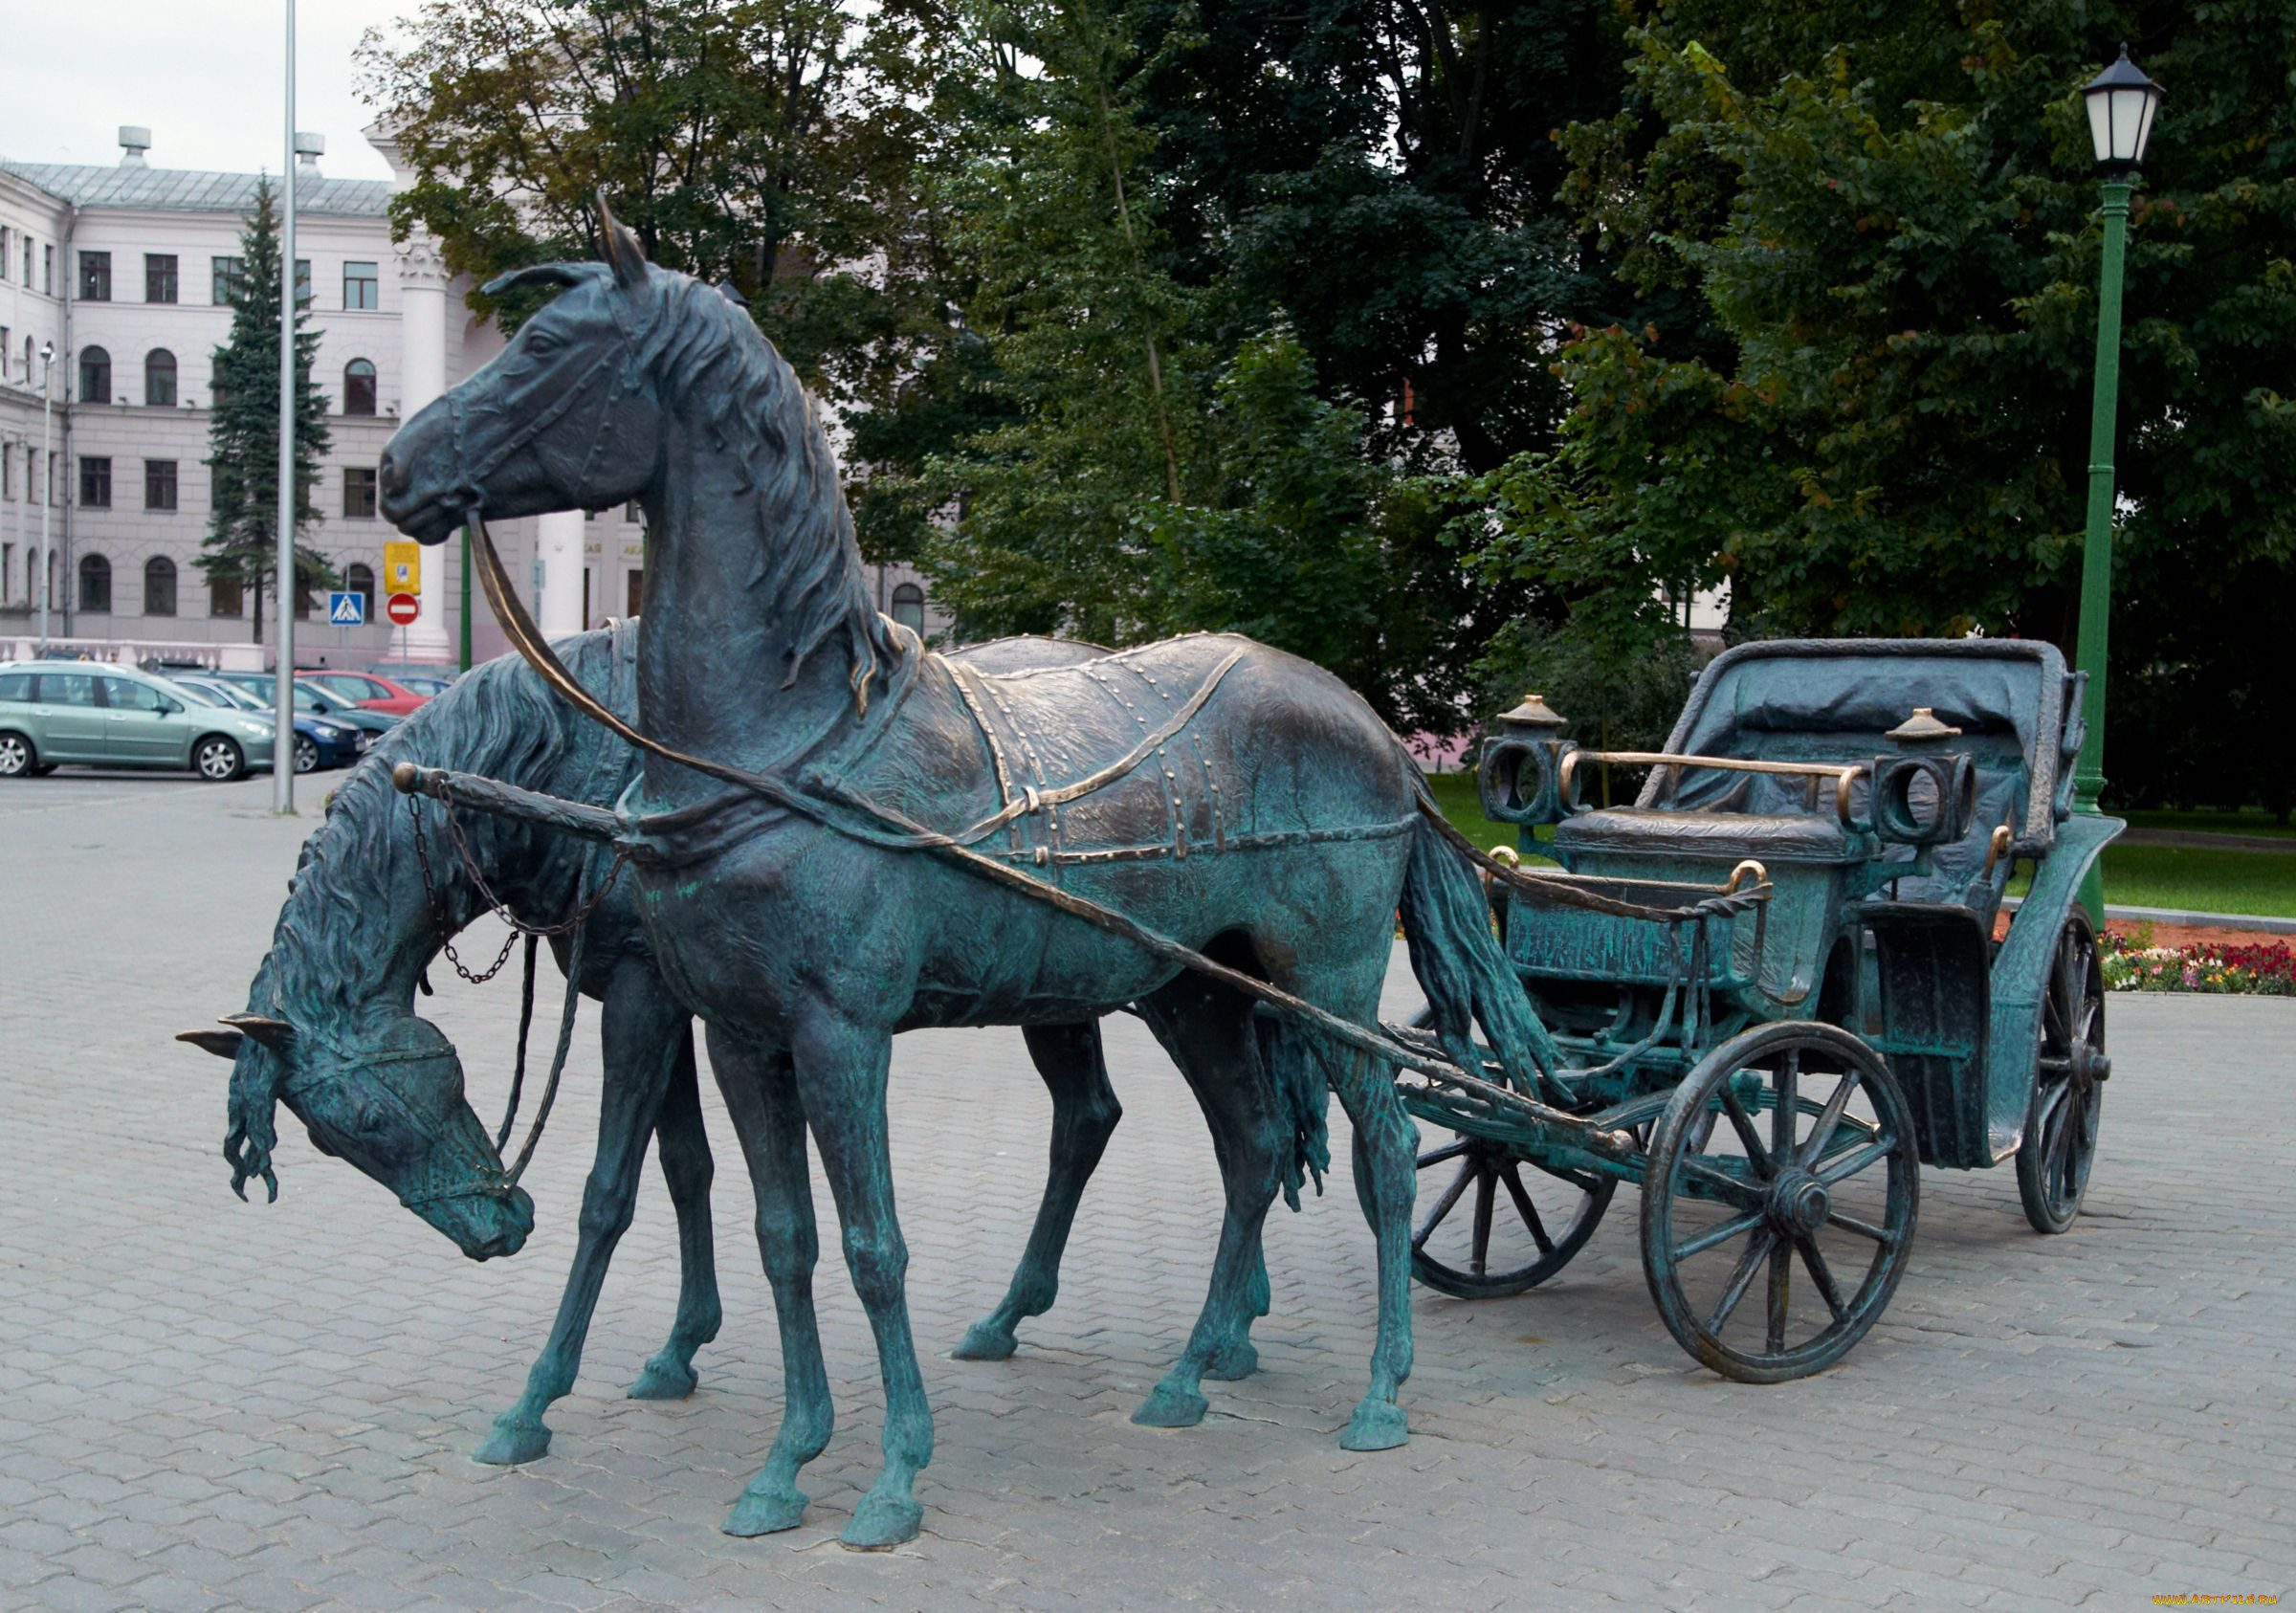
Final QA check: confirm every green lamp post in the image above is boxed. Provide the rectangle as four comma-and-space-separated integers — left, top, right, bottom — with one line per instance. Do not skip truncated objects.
2070, 44, 2164, 922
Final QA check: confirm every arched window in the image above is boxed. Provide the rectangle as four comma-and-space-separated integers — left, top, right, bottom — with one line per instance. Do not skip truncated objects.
144, 348, 177, 407
77, 553, 111, 613
890, 582, 927, 636
343, 358, 377, 416
144, 556, 177, 616
346, 563, 374, 617
78, 345, 111, 405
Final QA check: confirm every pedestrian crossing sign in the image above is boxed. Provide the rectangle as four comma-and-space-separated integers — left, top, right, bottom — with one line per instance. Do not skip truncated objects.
328, 591, 366, 626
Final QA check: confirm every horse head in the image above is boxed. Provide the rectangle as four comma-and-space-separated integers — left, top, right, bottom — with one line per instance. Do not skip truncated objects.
380, 197, 668, 547
179, 1009, 534, 1260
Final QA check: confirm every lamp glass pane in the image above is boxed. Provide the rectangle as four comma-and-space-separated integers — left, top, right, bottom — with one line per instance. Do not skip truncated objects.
2110, 86, 2146, 162
2086, 93, 2113, 164
2132, 93, 2158, 163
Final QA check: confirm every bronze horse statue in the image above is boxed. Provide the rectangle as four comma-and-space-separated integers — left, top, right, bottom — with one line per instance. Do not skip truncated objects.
377, 203, 1552, 1548
182, 625, 1292, 1467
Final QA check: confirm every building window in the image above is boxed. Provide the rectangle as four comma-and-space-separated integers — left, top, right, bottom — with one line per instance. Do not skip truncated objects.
144, 348, 177, 407
295, 258, 311, 308
346, 563, 374, 617
0, 226, 10, 279
22, 235, 33, 285
77, 553, 111, 612
144, 556, 177, 616
79, 345, 111, 405
343, 358, 377, 415
342, 466, 378, 519
294, 585, 313, 619
343, 260, 379, 311
44, 243, 55, 295
625, 500, 642, 524
626, 569, 645, 618
78, 251, 111, 301
0, 325, 9, 379
210, 576, 243, 617
211, 255, 245, 305
144, 459, 178, 511
20, 337, 31, 385
78, 456, 112, 509
145, 254, 179, 304
891, 582, 927, 636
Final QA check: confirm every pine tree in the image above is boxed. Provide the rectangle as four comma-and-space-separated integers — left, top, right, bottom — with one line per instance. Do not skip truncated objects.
200, 174, 334, 643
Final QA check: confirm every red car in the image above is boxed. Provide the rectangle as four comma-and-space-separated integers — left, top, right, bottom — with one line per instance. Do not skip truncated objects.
298, 670, 429, 718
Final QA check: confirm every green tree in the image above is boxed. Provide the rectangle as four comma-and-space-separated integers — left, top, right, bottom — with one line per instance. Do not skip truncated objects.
200, 176, 335, 644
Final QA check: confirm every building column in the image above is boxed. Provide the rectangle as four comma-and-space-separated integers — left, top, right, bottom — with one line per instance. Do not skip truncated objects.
535, 509, 585, 639
394, 232, 453, 659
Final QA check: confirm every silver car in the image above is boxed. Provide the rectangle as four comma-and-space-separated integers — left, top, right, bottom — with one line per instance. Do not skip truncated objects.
0, 662, 278, 781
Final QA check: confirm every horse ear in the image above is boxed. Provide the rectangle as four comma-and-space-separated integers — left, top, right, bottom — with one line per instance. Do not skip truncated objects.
221, 1013, 296, 1054
177, 1027, 245, 1060
595, 193, 648, 292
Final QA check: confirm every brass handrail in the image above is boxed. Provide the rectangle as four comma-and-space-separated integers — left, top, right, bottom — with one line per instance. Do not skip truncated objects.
1558, 749, 1867, 829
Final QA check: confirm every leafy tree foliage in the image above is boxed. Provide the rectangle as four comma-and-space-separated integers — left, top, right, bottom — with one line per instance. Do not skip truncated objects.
200, 177, 335, 643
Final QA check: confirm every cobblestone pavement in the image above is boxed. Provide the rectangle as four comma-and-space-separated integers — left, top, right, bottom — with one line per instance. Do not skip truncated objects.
4, 770, 2292, 1610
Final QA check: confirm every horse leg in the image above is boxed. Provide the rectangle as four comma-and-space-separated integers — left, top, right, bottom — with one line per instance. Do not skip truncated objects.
474, 954, 683, 1466
629, 1023, 722, 1400
1130, 978, 1283, 1428
714, 1030, 835, 1537
787, 1011, 932, 1550
1309, 962, 1419, 1453
954, 1020, 1122, 1361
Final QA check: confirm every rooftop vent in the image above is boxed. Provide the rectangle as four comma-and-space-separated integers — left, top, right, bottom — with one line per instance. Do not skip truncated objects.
118, 126, 151, 167
294, 131, 324, 176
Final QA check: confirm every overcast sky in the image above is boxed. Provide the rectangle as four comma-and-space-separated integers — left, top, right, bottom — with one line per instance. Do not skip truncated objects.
0, 1, 415, 181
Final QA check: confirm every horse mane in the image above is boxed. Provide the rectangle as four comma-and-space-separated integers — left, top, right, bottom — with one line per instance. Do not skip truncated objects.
247, 632, 614, 1034
632, 272, 906, 712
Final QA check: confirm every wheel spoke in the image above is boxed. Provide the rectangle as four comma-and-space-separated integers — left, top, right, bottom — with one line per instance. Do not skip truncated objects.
1704, 1228, 1773, 1335
1818, 1137, 1896, 1186
1412, 1160, 1475, 1250
1469, 1165, 1496, 1276
1795, 1233, 1848, 1323
1671, 1208, 1764, 1263
1716, 1084, 1773, 1174
1765, 1242, 1792, 1354
1826, 1207, 1893, 1245
1773, 1049, 1799, 1158
1798, 1070, 1861, 1169
1418, 1138, 1471, 1170
1500, 1164, 1555, 1255
1676, 1154, 1766, 1210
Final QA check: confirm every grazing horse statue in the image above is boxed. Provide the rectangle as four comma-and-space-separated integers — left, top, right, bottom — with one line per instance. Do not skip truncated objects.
179, 625, 1249, 1470
378, 203, 1546, 1550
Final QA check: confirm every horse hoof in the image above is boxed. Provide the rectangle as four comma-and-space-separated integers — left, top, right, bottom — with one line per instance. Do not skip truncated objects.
629, 1355, 699, 1401
473, 1417, 552, 1467
1131, 1382, 1209, 1428
841, 1491, 922, 1551
951, 1322, 1018, 1362
1202, 1339, 1258, 1381
722, 1484, 807, 1537
1339, 1397, 1409, 1452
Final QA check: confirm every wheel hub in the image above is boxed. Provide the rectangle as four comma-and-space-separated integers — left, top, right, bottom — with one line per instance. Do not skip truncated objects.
1767, 1169, 1829, 1237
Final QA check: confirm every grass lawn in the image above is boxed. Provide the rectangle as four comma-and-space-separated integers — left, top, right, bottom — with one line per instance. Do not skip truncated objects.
2119, 806, 2296, 840
1424, 774, 2296, 917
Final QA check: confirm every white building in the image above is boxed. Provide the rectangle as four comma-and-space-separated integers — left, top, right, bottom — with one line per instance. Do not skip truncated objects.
0, 125, 940, 671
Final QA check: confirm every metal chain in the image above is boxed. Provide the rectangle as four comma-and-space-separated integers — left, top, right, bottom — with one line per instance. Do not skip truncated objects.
408, 788, 629, 983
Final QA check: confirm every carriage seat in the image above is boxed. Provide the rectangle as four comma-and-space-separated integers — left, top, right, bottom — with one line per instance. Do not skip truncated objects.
1553, 806, 1861, 866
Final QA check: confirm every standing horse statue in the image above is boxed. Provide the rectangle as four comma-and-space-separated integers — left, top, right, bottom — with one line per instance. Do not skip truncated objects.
178, 625, 1259, 1471
378, 202, 1550, 1549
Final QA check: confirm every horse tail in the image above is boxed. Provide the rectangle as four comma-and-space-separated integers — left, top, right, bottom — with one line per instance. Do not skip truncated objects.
1397, 776, 1560, 1094
1259, 1013, 1332, 1212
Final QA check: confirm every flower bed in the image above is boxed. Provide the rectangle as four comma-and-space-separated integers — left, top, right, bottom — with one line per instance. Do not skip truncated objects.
2100, 925, 2296, 996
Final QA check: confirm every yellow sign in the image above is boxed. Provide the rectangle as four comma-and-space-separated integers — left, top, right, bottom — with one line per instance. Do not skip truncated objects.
384, 541, 421, 594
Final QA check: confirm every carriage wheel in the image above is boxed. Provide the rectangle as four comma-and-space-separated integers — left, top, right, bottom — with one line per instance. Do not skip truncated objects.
1640, 1023, 1919, 1383
2017, 914, 2108, 1234
1410, 1134, 1615, 1299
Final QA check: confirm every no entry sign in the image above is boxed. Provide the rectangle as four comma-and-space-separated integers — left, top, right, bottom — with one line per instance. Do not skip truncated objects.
386, 591, 420, 627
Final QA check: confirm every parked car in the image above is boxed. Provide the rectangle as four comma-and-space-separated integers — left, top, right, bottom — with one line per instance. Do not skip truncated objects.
207, 672, 398, 737
298, 670, 429, 718
169, 675, 368, 774
389, 674, 458, 698
0, 661, 277, 781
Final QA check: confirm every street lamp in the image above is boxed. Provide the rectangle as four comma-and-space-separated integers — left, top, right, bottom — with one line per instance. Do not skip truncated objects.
2069, 44, 2164, 921
37, 341, 55, 655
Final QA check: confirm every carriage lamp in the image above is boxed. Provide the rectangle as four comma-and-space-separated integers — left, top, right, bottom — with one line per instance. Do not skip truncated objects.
2068, 44, 2164, 923
1479, 693, 1574, 826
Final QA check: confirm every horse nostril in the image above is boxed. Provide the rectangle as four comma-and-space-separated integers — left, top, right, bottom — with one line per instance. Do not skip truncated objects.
379, 451, 408, 498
